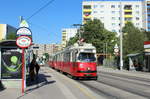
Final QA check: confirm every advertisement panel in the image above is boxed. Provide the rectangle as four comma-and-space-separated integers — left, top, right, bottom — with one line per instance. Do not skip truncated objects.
1, 48, 22, 79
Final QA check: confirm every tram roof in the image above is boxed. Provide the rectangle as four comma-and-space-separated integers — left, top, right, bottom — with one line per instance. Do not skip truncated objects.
66, 43, 96, 50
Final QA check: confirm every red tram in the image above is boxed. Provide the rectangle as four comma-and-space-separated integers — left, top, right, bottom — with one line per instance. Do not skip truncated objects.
48, 43, 97, 80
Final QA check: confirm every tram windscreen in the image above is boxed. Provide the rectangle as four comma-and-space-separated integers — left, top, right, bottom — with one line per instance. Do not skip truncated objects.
78, 53, 96, 62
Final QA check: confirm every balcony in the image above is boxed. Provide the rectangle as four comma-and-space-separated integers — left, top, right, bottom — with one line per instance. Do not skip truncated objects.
125, 21, 131, 24
124, 15, 133, 18
124, 9, 132, 12
83, 9, 92, 12
83, 15, 92, 18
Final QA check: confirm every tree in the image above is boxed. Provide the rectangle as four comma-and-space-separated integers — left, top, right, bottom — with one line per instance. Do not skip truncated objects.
67, 35, 79, 46
143, 30, 150, 41
43, 53, 49, 61
68, 19, 117, 53
122, 22, 146, 56
6, 32, 16, 40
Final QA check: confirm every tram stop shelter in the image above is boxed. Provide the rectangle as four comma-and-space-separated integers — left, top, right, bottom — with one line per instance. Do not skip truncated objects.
0, 40, 25, 88
127, 53, 143, 71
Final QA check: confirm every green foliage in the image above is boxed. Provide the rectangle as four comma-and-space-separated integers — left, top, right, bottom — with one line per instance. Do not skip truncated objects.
43, 53, 49, 59
67, 19, 117, 53
67, 35, 79, 46
122, 22, 146, 56
143, 30, 150, 41
6, 32, 16, 40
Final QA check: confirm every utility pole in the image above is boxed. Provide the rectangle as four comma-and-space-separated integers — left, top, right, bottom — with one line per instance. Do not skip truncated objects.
119, 1, 123, 70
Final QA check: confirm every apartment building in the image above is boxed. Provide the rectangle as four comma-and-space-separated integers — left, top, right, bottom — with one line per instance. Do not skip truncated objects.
32, 44, 61, 57
0, 24, 17, 40
146, 0, 150, 31
82, 0, 149, 35
61, 28, 78, 48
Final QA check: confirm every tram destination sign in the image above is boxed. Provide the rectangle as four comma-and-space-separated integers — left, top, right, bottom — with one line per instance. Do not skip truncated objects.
16, 36, 32, 48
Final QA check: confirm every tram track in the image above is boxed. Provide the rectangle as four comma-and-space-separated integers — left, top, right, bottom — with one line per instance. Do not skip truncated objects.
99, 71, 150, 83
78, 81, 117, 99
99, 73, 150, 87
96, 74, 150, 98
78, 79, 147, 99
77, 71, 150, 99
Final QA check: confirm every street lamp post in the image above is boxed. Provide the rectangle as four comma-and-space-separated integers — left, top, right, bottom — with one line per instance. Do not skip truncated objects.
120, 1, 123, 70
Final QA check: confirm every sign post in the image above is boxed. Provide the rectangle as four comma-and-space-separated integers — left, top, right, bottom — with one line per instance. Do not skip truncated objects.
16, 19, 32, 94
22, 48, 25, 94
16, 36, 32, 94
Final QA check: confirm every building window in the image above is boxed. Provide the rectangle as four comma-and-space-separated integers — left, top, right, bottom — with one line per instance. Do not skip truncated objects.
94, 5, 98, 8
112, 11, 115, 14
84, 18, 91, 21
112, 17, 115, 20
100, 5, 104, 8
94, 17, 97, 19
100, 17, 104, 19
111, 5, 115, 8
124, 12, 132, 15
100, 11, 104, 13
124, 5, 132, 10
125, 18, 132, 21
83, 5, 91, 9
62, 30, 66, 32
112, 29, 116, 32
135, 5, 139, 8
136, 23, 139, 26
136, 11, 139, 14
93, 11, 97, 14
84, 12, 91, 16
112, 23, 116, 26
136, 17, 140, 20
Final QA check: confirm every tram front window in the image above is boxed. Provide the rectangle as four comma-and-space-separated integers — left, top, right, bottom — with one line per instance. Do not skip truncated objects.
78, 53, 96, 62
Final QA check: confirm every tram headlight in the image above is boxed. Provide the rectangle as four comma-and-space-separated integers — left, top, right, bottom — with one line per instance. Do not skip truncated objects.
87, 67, 91, 70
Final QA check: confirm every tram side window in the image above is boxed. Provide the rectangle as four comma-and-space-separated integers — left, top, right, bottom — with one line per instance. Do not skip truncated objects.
64, 53, 67, 62
72, 51, 77, 62
63, 52, 71, 62
55, 55, 57, 62
66, 52, 70, 62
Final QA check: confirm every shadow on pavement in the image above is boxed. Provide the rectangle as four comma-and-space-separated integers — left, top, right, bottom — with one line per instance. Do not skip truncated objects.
25, 73, 56, 93
0, 81, 5, 91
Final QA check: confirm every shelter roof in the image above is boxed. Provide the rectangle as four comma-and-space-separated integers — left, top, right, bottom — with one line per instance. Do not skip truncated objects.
0, 40, 17, 47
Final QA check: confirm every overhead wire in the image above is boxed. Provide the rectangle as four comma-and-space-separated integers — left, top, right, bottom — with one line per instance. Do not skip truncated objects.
27, 0, 55, 20
25, 0, 60, 43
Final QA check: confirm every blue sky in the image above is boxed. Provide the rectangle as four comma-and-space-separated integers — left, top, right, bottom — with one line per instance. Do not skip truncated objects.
0, 0, 83, 44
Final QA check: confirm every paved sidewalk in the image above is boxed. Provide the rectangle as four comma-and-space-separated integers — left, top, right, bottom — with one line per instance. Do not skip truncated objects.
98, 66, 150, 80
0, 66, 66, 99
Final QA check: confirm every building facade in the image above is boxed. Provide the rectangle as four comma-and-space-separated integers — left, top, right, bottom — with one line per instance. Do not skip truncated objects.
146, 0, 150, 31
82, 0, 150, 35
0, 24, 17, 40
32, 44, 61, 58
61, 28, 78, 48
